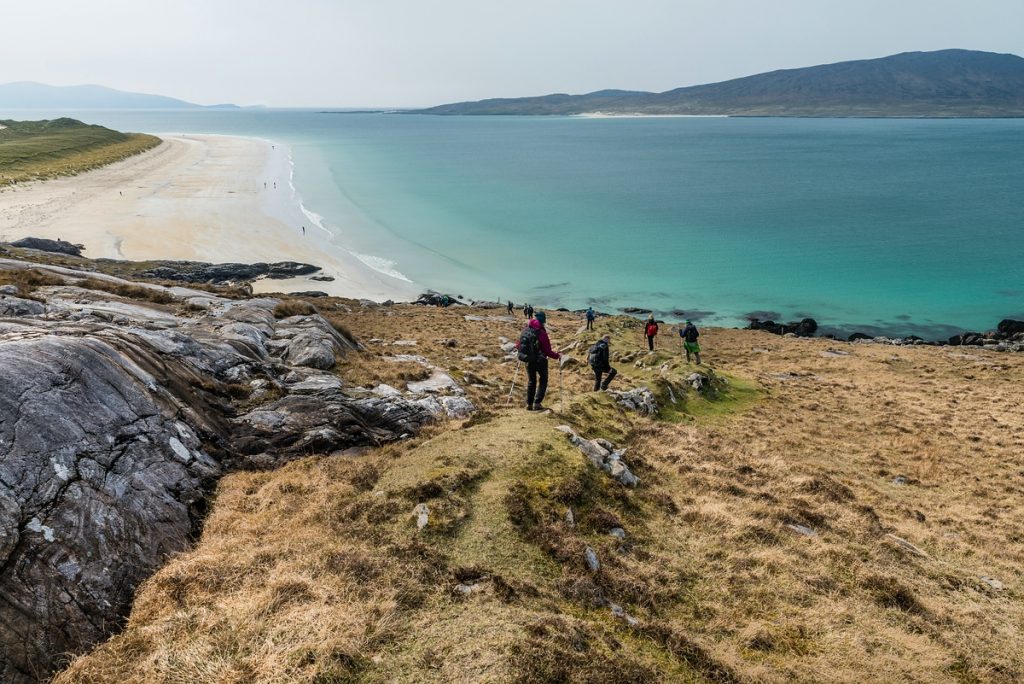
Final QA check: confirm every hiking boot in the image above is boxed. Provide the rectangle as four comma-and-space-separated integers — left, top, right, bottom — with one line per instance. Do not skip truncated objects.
532, 403, 545, 411
525, 403, 534, 411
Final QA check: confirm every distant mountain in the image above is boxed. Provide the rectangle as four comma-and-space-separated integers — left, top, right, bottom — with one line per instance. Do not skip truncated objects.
414, 50, 1024, 117
0, 82, 235, 110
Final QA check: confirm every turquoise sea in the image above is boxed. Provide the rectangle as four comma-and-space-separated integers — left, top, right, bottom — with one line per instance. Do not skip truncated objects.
3, 109, 1022, 337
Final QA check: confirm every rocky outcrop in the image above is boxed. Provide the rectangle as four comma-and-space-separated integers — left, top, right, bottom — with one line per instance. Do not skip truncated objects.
555, 426, 639, 487
747, 317, 818, 337
0, 260, 431, 682
9, 237, 83, 256
413, 292, 464, 307
139, 260, 320, 283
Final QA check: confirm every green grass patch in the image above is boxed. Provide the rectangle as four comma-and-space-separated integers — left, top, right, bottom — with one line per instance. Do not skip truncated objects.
0, 118, 159, 186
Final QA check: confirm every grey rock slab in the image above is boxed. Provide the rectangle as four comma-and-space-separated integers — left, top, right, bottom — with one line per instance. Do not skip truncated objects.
584, 547, 600, 572
0, 295, 45, 317
786, 524, 818, 537
413, 503, 430, 530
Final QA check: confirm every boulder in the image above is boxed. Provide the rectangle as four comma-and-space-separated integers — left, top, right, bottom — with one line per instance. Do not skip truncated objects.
610, 387, 658, 416
9, 237, 83, 256
0, 295, 46, 317
997, 319, 1024, 336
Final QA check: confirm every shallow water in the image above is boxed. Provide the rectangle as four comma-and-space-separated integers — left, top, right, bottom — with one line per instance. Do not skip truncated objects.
3, 109, 1022, 335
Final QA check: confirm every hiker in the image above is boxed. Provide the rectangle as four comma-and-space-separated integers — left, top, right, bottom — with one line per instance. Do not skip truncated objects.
680, 319, 702, 364
516, 311, 561, 411
644, 314, 659, 351
302, 225, 306, 235
585, 307, 595, 330
524, 303, 534, 319
588, 334, 617, 391
507, 300, 514, 315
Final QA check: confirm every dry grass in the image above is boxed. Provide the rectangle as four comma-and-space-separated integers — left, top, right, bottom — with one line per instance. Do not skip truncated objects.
0, 267, 65, 296
273, 299, 319, 319
55, 301, 1024, 683
77, 277, 176, 305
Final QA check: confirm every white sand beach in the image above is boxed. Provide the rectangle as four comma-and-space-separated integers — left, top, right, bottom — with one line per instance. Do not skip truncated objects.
0, 134, 420, 301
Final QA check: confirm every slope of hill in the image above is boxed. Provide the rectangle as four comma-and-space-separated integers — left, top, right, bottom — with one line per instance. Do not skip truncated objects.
0, 118, 159, 185
0, 246, 1013, 683
415, 49, 1024, 117
0, 82, 219, 109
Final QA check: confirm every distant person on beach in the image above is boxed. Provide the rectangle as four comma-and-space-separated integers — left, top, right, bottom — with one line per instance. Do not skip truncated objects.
680, 319, 702, 364
264, 182, 267, 189
524, 303, 534, 319
585, 307, 595, 330
273, 182, 277, 189
441, 295, 450, 307
507, 300, 514, 315
302, 226, 306, 235
516, 311, 560, 411
588, 334, 617, 391
644, 314, 659, 351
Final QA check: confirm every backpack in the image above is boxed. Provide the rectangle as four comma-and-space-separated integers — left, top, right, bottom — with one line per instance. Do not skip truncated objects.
685, 325, 699, 343
588, 341, 607, 370
518, 326, 541, 363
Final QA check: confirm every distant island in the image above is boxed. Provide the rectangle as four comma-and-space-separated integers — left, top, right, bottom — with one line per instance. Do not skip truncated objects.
0, 82, 249, 110
413, 49, 1024, 117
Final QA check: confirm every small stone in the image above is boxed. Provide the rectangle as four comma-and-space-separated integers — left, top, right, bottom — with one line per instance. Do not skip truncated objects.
610, 602, 639, 626
609, 527, 626, 539
565, 508, 575, 526
462, 355, 488, 363
413, 503, 430, 530
886, 533, 928, 558
980, 576, 1005, 591
785, 523, 817, 537
584, 547, 600, 572
892, 475, 908, 486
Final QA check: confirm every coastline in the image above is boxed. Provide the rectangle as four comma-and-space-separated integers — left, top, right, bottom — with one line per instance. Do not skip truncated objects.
0, 133, 420, 302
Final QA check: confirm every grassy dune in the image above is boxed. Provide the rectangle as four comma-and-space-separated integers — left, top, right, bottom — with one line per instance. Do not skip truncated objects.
0, 118, 159, 186
54, 300, 1024, 683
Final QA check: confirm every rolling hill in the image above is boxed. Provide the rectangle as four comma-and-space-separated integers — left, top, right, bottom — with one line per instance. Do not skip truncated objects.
414, 49, 1024, 117
0, 82, 238, 110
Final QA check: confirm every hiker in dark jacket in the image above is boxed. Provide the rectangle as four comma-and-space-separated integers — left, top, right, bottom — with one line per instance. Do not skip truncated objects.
644, 314, 659, 351
589, 335, 617, 391
507, 300, 514, 315
585, 307, 595, 330
680, 319, 702, 364
516, 311, 560, 410
523, 303, 534, 319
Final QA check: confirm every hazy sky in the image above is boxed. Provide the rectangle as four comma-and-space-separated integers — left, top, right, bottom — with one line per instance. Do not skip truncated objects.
2, 0, 1022, 107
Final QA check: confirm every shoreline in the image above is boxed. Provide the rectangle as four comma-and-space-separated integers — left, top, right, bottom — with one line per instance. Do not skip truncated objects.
0, 133, 421, 302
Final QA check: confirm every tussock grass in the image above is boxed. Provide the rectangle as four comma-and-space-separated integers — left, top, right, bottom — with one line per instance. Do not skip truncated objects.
77, 278, 176, 305
55, 302, 1024, 682
0, 267, 65, 296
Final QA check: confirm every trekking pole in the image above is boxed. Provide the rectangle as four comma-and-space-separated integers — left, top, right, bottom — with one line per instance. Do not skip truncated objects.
505, 360, 522, 407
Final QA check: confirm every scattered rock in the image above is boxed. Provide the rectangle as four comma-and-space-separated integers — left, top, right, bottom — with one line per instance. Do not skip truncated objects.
413, 503, 430, 530
462, 354, 488, 363
610, 387, 658, 416
610, 602, 639, 626
748, 317, 818, 338
980, 576, 1005, 592
886, 533, 928, 558
584, 547, 600, 572
609, 527, 626, 539
556, 427, 639, 487
565, 508, 575, 527
393, 339, 419, 346
786, 524, 818, 537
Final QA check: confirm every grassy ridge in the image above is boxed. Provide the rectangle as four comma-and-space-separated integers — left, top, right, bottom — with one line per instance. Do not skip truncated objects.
0, 118, 159, 186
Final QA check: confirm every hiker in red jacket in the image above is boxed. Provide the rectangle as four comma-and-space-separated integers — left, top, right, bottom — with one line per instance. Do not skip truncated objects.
644, 314, 659, 351
515, 311, 561, 410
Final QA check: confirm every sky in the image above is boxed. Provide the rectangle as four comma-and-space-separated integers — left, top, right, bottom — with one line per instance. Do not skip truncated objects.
1, 0, 1022, 107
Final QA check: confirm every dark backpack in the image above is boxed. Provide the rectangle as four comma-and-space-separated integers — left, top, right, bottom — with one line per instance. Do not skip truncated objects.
685, 325, 700, 343
518, 326, 541, 363
588, 341, 608, 370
